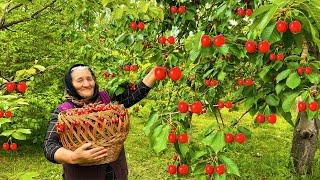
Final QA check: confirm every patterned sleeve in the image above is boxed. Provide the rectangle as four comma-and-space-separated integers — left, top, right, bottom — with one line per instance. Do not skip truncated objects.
43, 107, 63, 164
111, 80, 151, 108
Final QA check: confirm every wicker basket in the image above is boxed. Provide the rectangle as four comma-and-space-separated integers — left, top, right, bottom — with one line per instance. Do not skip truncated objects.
56, 103, 130, 164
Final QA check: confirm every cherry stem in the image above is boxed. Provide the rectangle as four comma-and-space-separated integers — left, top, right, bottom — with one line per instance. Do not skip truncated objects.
231, 107, 252, 128
217, 109, 225, 127
212, 108, 221, 130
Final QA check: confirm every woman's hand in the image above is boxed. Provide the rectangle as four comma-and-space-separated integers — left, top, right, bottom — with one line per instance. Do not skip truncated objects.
71, 143, 108, 165
142, 66, 157, 88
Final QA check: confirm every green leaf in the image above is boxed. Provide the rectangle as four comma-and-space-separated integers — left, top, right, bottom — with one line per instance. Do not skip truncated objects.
16, 129, 32, 134
258, 65, 271, 79
220, 155, 240, 176
33, 65, 46, 72
0, 118, 11, 125
113, 7, 124, 20
12, 132, 27, 140
306, 73, 320, 84
266, 94, 280, 106
179, 143, 189, 157
0, 130, 15, 137
217, 71, 226, 81
191, 150, 207, 163
19, 172, 40, 180
189, 49, 201, 62
276, 69, 291, 83
213, 173, 227, 180
305, 3, 320, 29
250, 4, 273, 18
244, 96, 256, 109
254, 5, 278, 36
286, 73, 301, 89
143, 112, 160, 136
152, 124, 170, 153
275, 83, 285, 95
282, 92, 299, 112
202, 131, 226, 154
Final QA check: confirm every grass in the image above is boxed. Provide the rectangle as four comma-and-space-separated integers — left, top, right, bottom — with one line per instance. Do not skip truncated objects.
0, 108, 319, 180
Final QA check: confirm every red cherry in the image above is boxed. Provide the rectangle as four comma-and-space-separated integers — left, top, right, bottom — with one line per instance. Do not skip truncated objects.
305, 66, 312, 74
245, 40, 256, 53
269, 53, 276, 61
168, 165, 177, 174
131, 64, 138, 71
235, 133, 246, 144
168, 133, 177, 143
277, 53, 284, 61
205, 164, 214, 175
276, 20, 288, 33
258, 40, 270, 53
297, 67, 304, 76
137, 22, 144, 30
218, 101, 225, 109
167, 36, 175, 44
213, 34, 225, 47
201, 35, 212, 47
289, 20, 302, 34
225, 102, 233, 109
170, 6, 177, 14
216, 164, 225, 175
178, 133, 189, 144
178, 6, 186, 14
169, 67, 182, 81
211, 79, 218, 87
256, 113, 265, 124
268, 114, 277, 124
298, 101, 307, 112
245, 79, 253, 86
10, 143, 17, 151
309, 101, 318, 112
178, 164, 189, 175
178, 101, 189, 113
6, 82, 16, 92
56, 123, 65, 132
158, 36, 166, 44
246, 9, 252, 16
4, 111, 12, 118
225, 133, 234, 143
130, 21, 137, 30
190, 101, 202, 114
237, 8, 245, 17
3, 143, 9, 151
17, 82, 27, 93
124, 65, 130, 71
237, 79, 244, 86
205, 79, 211, 87
154, 67, 167, 80
0, 111, 3, 118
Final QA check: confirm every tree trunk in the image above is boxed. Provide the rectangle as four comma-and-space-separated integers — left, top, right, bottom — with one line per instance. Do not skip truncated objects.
291, 112, 319, 174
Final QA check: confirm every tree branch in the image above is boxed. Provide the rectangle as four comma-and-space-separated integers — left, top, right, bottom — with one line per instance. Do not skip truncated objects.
0, 0, 56, 30
7, 3, 23, 14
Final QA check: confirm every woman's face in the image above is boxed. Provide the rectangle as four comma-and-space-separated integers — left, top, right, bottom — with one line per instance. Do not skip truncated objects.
71, 69, 95, 98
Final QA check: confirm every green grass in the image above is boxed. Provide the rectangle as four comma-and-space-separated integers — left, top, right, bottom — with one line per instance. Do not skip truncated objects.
0, 109, 319, 180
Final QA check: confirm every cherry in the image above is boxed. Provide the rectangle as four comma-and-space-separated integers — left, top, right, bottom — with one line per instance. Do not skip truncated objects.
277, 53, 284, 61
178, 101, 189, 113
0, 111, 3, 118
268, 114, 277, 124
56, 123, 65, 132
211, 79, 218, 87
168, 133, 177, 143
258, 40, 270, 53
205, 79, 211, 87
130, 64, 138, 71
169, 67, 182, 81
178, 6, 186, 14
235, 133, 246, 144
218, 101, 225, 109
17, 82, 27, 93
154, 67, 167, 80
168, 165, 177, 174
245, 40, 256, 53
190, 101, 202, 114
158, 36, 166, 44
201, 35, 212, 47
245, 79, 253, 86
225, 133, 234, 143
297, 67, 304, 76
237, 8, 245, 17
309, 101, 318, 112
256, 113, 265, 124
246, 9, 252, 16
3, 143, 9, 151
167, 36, 175, 44
269, 53, 276, 61
6, 82, 16, 92
178, 133, 189, 144
225, 102, 233, 109
124, 65, 130, 71
170, 6, 177, 14
305, 66, 312, 74
129, 21, 137, 30
178, 164, 189, 175
205, 164, 214, 175
216, 164, 225, 175
276, 20, 288, 33
4, 111, 12, 118
213, 34, 225, 47
10, 143, 17, 151
289, 20, 302, 34
137, 22, 144, 30
298, 101, 307, 112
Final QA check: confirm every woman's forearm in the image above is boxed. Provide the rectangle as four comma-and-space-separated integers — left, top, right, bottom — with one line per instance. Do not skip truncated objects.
54, 147, 76, 164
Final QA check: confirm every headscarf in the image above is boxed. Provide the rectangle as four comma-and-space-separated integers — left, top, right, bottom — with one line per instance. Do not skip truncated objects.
64, 64, 100, 106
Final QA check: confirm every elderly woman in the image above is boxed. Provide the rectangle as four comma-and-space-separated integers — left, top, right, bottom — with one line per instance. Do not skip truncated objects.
43, 64, 156, 180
